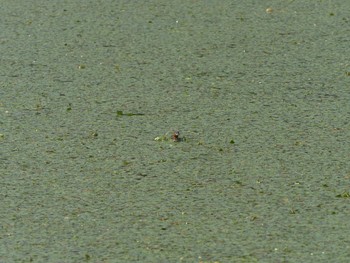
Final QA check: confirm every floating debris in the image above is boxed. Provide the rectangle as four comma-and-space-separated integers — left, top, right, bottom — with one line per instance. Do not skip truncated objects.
155, 130, 183, 142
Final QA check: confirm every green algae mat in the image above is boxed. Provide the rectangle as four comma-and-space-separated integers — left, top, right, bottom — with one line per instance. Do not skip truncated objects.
1, 1, 350, 262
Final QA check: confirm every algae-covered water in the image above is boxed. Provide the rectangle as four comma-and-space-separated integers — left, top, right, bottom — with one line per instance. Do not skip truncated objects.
1, 0, 350, 262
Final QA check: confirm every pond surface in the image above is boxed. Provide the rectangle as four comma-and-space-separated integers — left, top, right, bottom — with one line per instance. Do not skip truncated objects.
1, 0, 350, 262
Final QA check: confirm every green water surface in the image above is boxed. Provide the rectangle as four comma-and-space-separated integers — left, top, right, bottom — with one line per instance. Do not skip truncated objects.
1, 0, 350, 262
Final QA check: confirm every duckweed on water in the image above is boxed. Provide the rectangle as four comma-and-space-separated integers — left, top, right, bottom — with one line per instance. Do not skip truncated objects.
67, 103, 72, 111
116, 110, 144, 117
336, 192, 350, 198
